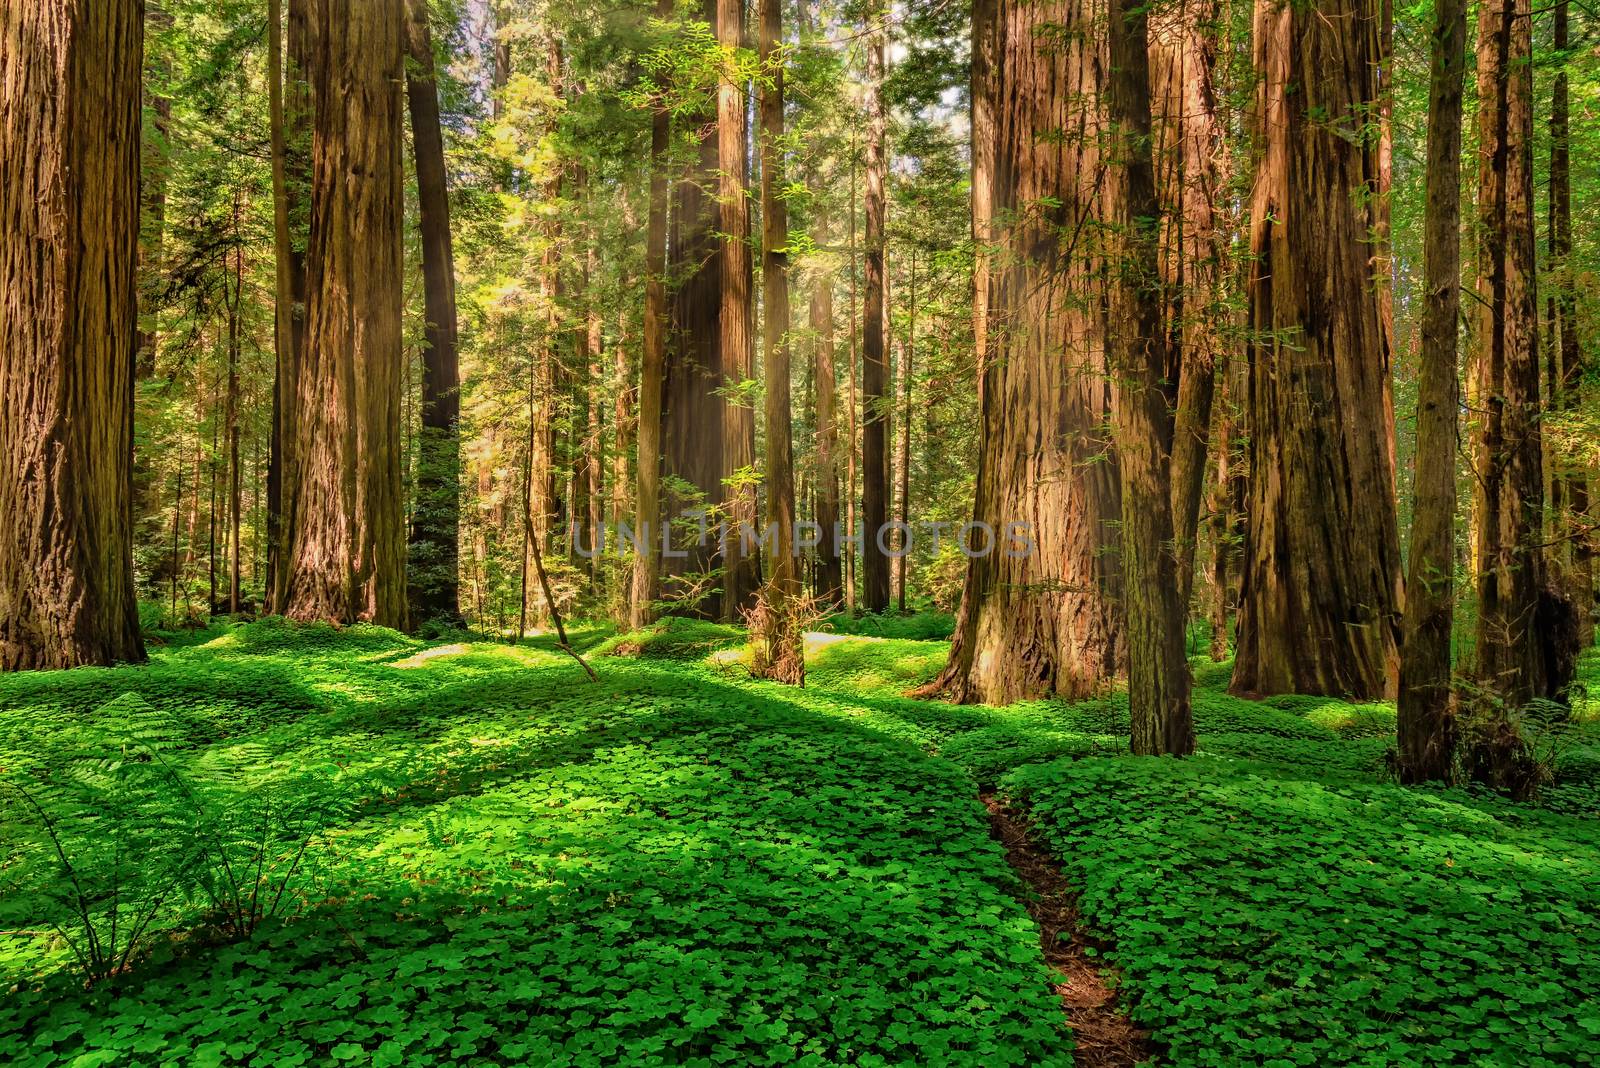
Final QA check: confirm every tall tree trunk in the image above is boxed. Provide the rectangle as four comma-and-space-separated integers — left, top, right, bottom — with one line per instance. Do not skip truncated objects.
1108, 0, 1196, 755
1151, 0, 1226, 616
1471, 0, 1552, 708
0, 0, 147, 670
283, 0, 408, 629
810, 207, 843, 607
1230, 0, 1402, 699
137, 2, 173, 379
267, 0, 311, 613
921, 0, 1125, 705
662, 0, 726, 616
896, 254, 915, 614
718, 0, 760, 620
226, 203, 243, 615
861, 9, 891, 614
1548, 0, 1590, 645
632, 27, 671, 629
844, 149, 860, 613
751, 0, 802, 682
405, 0, 462, 625
1396, 0, 1466, 784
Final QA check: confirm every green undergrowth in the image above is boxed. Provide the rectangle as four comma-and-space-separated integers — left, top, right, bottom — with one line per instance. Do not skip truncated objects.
2, 613, 1597, 1065
1, 617, 1068, 1067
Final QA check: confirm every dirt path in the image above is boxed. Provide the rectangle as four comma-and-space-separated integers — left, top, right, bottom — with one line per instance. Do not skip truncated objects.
981, 793, 1154, 1067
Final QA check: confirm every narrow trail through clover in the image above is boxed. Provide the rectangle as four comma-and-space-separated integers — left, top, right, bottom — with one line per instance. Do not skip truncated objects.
980, 792, 1152, 1068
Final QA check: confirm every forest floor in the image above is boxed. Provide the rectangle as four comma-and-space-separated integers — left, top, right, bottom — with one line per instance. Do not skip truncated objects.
1, 615, 1598, 1066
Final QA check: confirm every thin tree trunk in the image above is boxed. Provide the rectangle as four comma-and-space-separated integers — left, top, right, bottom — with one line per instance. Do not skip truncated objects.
1549, 0, 1590, 644
896, 252, 914, 614
751, 0, 802, 682
861, 9, 891, 614
810, 206, 843, 607
632, 19, 671, 629
226, 199, 243, 615
845, 146, 860, 614
405, 0, 463, 625
1108, 0, 1195, 755
267, 0, 311, 613
283, 0, 408, 629
1396, 0, 1466, 784
1231, 0, 1402, 700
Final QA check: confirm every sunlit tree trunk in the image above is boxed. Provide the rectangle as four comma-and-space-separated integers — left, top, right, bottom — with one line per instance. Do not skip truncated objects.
1396, 0, 1466, 784
405, 0, 462, 625
663, 0, 726, 616
718, 0, 760, 620
283, 0, 408, 628
750, 0, 803, 681
810, 207, 843, 607
631, 22, 670, 629
0, 0, 147, 670
861, 6, 891, 614
922, 0, 1125, 705
1231, 0, 1402, 699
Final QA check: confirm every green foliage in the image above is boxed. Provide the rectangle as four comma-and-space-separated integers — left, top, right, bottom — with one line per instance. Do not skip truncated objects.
1005, 757, 1600, 1066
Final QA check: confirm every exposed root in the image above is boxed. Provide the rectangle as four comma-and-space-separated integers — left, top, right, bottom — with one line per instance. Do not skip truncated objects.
981, 793, 1154, 1068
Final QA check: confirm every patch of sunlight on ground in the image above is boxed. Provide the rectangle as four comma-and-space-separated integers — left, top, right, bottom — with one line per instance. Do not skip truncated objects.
390, 643, 470, 668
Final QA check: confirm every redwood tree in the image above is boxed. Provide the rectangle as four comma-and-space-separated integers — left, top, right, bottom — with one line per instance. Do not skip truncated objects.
1231, 0, 1402, 700
860, 6, 891, 614
1108, 0, 1196, 755
1471, 0, 1551, 707
751, 0, 803, 683
405, 0, 463, 625
922, 0, 1125, 706
0, 0, 147, 670
282, 0, 408, 628
1396, 0, 1466, 782
717, 0, 760, 620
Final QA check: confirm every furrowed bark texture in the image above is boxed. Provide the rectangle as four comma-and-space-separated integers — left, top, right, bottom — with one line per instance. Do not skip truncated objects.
405, 0, 463, 624
662, 0, 727, 615
718, 0, 760, 621
1108, 0, 1196, 755
0, 0, 147, 670
1231, 0, 1402, 700
1150, 0, 1226, 615
1471, 0, 1549, 706
927, 0, 1126, 706
861, 10, 891, 614
284, 0, 408, 629
1396, 0, 1466, 783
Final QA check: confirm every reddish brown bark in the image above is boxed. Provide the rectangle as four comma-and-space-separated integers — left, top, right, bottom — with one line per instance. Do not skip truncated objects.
405, 0, 463, 624
1470, 0, 1551, 707
861, 10, 891, 614
1108, 0, 1196, 755
631, 15, 670, 629
809, 208, 843, 607
718, 0, 760, 621
1396, 0, 1466, 784
924, 0, 1125, 706
750, 0, 802, 683
1231, 0, 1402, 700
283, 0, 408, 629
0, 0, 147, 670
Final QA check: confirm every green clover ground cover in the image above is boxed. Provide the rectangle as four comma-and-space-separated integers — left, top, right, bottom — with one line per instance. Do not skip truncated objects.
3, 615, 1599, 1065
0, 620, 1068, 1067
